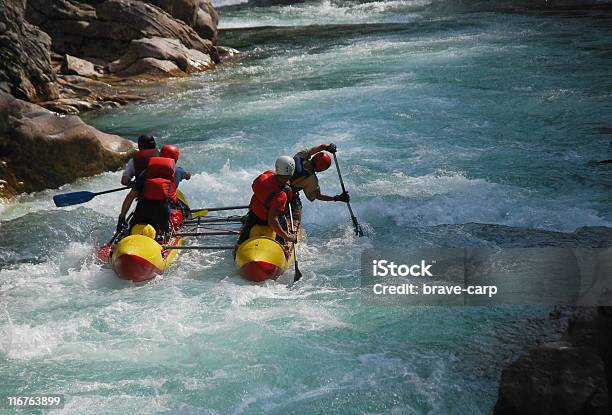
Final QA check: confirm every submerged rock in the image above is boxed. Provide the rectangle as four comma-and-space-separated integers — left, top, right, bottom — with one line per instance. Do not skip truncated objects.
512, 0, 612, 10
217, 46, 241, 60
494, 341, 609, 415
0, 91, 134, 199
494, 306, 612, 414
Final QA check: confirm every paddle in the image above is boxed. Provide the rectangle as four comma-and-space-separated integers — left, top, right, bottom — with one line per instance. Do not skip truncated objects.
190, 205, 249, 214
53, 187, 130, 207
190, 210, 209, 219
332, 153, 364, 237
161, 245, 235, 250
288, 203, 302, 283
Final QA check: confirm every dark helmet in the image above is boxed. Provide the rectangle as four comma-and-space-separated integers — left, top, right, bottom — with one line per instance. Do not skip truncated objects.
137, 135, 156, 150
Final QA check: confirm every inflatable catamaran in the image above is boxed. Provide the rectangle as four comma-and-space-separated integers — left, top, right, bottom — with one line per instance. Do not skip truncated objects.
95, 192, 301, 283
234, 214, 302, 282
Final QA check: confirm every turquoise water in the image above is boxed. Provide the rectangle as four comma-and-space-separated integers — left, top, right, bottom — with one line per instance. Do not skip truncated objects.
1, 1, 612, 413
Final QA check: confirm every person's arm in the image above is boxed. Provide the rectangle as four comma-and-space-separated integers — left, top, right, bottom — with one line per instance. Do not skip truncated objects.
174, 167, 192, 187
316, 192, 335, 202
268, 208, 295, 243
304, 144, 329, 158
121, 159, 135, 186
315, 190, 349, 203
178, 167, 191, 181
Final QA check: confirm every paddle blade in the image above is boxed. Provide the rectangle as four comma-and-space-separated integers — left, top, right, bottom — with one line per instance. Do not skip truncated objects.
190, 209, 208, 219
293, 262, 303, 283
53, 191, 96, 207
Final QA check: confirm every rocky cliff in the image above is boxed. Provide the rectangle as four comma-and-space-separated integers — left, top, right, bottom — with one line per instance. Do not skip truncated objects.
0, 0, 224, 199
0, 0, 59, 102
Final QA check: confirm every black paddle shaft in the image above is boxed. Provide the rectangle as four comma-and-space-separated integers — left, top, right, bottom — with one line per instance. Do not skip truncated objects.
288, 203, 302, 283
332, 153, 364, 237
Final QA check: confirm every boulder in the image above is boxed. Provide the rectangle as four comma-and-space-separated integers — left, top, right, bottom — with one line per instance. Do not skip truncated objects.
141, 0, 218, 43
144, 0, 199, 27
566, 306, 612, 390
115, 57, 185, 78
108, 37, 214, 76
494, 341, 609, 415
61, 55, 99, 78
195, 0, 219, 43
0, 91, 134, 199
26, 0, 217, 63
0, 0, 59, 102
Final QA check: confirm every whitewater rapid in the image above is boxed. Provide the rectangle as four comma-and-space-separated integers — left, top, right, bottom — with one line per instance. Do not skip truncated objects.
2, 1, 611, 413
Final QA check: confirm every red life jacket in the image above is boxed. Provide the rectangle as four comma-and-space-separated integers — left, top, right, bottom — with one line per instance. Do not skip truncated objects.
249, 170, 293, 221
141, 157, 177, 203
133, 148, 158, 176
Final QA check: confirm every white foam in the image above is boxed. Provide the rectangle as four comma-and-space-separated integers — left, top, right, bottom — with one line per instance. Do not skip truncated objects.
219, 0, 435, 29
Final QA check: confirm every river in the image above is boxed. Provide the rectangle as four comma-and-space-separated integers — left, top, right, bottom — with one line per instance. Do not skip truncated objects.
1, 1, 611, 413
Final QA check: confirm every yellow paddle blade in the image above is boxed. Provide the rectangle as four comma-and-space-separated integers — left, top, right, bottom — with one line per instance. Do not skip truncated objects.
190, 209, 208, 219
176, 190, 189, 206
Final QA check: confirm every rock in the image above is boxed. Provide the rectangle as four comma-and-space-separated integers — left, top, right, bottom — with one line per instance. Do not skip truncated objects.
61, 55, 99, 78
144, 0, 199, 27
195, 0, 219, 43
0, 91, 134, 199
566, 306, 612, 389
115, 57, 186, 78
494, 341, 609, 415
141, 0, 218, 42
0, 0, 59, 102
26, 0, 217, 62
39, 98, 106, 113
109, 37, 214, 76
512, 0, 612, 10
217, 46, 240, 60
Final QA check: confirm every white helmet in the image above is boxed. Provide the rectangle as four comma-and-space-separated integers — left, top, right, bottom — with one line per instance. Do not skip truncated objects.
275, 156, 295, 176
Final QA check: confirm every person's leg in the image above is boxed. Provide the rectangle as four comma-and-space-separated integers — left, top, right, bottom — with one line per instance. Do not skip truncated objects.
129, 201, 147, 230
291, 192, 302, 226
153, 202, 171, 241
291, 191, 302, 212
236, 211, 259, 246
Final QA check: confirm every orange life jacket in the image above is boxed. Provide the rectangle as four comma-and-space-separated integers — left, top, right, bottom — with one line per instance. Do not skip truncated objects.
249, 170, 292, 221
141, 157, 177, 203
